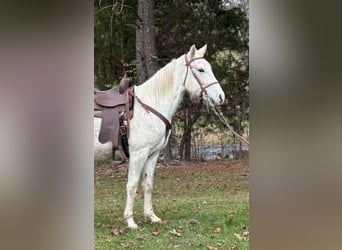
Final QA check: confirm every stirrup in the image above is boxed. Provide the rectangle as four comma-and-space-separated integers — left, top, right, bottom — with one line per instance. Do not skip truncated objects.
111, 146, 127, 165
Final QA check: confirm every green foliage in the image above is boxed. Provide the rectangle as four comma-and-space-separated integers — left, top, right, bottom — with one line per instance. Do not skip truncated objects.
155, 2, 248, 57
94, 0, 137, 89
212, 48, 249, 135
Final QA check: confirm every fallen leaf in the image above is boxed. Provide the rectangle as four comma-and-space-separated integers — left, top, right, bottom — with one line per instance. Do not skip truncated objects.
151, 226, 160, 236
108, 225, 124, 236
234, 233, 243, 241
234, 231, 249, 241
118, 217, 125, 222
170, 228, 181, 237
207, 245, 219, 250
229, 244, 237, 250
242, 230, 249, 237
112, 227, 124, 236
136, 234, 145, 240
212, 227, 221, 233
242, 230, 250, 241
120, 242, 135, 248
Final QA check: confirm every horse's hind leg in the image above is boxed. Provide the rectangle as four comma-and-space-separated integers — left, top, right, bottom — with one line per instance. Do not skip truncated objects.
141, 152, 162, 224
124, 148, 148, 229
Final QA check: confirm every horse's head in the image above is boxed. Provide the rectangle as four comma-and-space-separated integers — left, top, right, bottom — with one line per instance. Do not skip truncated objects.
183, 44, 225, 107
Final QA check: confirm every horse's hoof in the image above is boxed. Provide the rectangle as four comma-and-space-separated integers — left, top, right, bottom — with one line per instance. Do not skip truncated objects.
126, 217, 139, 229
127, 223, 139, 230
127, 220, 139, 229
147, 214, 162, 224
152, 217, 161, 223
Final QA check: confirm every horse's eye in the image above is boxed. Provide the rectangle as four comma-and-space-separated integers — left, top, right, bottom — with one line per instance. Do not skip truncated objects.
198, 68, 205, 73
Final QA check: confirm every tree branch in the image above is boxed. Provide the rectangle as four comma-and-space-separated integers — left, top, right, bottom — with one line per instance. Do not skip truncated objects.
95, 4, 116, 14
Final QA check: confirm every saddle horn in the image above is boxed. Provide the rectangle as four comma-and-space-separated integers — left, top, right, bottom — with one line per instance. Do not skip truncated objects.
119, 72, 130, 94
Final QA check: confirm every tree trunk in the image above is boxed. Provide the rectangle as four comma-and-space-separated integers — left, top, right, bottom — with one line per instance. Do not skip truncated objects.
184, 119, 192, 160
136, 5, 146, 84
136, 0, 158, 84
179, 97, 201, 160
136, 0, 174, 161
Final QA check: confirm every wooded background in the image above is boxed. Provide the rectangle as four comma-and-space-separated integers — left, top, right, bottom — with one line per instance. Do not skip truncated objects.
94, 0, 249, 161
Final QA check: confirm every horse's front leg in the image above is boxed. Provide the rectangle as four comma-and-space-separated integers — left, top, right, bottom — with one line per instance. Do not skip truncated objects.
141, 152, 161, 224
124, 148, 148, 229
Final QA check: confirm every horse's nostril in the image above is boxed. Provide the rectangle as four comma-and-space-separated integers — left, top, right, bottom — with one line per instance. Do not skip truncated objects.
219, 94, 223, 103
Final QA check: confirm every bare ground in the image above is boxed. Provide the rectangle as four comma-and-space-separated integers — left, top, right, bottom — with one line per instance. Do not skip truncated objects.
95, 159, 248, 178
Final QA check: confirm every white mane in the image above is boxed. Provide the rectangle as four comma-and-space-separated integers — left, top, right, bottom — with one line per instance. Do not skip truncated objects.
136, 59, 177, 108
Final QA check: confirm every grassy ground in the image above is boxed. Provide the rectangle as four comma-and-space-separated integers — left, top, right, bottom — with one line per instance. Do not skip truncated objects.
95, 160, 249, 250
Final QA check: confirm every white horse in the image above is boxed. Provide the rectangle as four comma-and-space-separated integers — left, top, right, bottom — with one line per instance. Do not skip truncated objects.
94, 44, 225, 229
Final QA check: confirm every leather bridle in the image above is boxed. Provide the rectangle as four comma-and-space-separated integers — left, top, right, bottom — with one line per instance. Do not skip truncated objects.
183, 55, 220, 97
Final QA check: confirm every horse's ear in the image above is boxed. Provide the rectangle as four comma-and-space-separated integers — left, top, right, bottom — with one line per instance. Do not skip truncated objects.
187, 45, 197, 60
198, 44, 207, 57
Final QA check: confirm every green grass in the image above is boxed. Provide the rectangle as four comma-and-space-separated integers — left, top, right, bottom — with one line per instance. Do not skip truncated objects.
95, 160, 249, 250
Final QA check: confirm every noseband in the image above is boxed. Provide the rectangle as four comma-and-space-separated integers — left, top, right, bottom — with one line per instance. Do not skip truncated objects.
183, 55, 220, 97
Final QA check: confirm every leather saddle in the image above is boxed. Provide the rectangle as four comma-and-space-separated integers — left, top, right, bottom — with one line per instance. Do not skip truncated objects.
94, 73, 134, 164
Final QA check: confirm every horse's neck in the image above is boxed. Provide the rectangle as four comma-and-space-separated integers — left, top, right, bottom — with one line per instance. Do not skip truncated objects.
135, 57, 185, 121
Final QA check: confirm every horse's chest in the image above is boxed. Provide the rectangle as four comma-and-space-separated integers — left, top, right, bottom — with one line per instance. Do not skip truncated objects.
129, 114, 170, 151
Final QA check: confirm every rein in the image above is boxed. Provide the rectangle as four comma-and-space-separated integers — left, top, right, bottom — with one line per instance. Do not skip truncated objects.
212, 106, 249, 145
183, 55, 220, 97
133, 89, 172, 131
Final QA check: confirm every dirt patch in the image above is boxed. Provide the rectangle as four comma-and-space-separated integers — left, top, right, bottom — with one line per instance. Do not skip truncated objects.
95, 159, 249, 180
156, 160, 249, 196
157, 159, 248, 176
